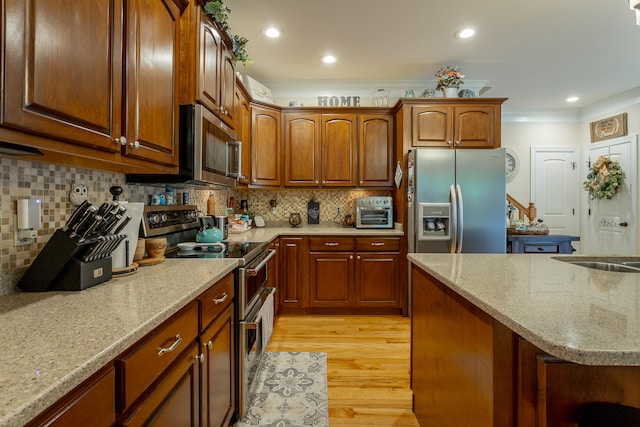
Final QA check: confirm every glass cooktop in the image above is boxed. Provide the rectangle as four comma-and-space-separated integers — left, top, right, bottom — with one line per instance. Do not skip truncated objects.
165, 241, 266, 265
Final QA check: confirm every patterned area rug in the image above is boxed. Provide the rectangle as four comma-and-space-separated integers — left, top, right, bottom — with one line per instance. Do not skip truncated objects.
234, 352, 329, 427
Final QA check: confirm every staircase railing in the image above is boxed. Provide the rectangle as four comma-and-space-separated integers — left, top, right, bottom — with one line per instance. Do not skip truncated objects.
507, 194, 537, 224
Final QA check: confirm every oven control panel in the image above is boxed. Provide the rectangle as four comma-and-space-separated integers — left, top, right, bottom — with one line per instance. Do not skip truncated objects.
141, 205, 200, 237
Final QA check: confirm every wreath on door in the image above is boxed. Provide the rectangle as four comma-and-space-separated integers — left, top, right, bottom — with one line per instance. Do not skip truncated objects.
583, 155, 624, 200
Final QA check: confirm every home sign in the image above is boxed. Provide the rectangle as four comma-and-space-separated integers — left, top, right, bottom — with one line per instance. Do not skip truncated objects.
317, 96, 361, 107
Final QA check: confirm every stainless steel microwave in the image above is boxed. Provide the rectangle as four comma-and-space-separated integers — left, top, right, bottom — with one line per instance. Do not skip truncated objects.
126, 104, 241, 187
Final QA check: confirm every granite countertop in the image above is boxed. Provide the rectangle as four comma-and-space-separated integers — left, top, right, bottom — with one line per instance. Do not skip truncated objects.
225, 221, 403, 242
408, 253, 640, 366
0, 259, 238, 427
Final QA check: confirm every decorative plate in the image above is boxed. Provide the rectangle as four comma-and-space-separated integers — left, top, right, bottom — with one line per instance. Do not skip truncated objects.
505, 148, 519, 182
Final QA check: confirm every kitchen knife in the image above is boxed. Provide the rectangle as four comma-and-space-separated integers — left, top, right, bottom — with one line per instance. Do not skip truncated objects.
79, 215, 103, 241
82, 236, 106, 262
63, 200, 91, 232
70, 206, 98, 238
112, 215, 131, 235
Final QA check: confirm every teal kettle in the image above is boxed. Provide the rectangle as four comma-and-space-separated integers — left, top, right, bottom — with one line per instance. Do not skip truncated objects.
196, 223, 223, 243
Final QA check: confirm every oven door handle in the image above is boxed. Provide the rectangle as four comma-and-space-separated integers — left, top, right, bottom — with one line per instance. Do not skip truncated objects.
241, 287, 276, 328
245, 249, 276, 276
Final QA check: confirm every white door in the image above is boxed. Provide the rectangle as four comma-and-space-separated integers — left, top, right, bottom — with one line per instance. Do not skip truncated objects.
531, 147, 580, 236
583, 136, 637, 255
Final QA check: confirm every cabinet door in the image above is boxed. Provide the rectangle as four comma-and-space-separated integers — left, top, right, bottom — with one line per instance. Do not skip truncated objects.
355, 253, 400, 307
122, 0, 185, 166
120, 342, 200, 427
321, 114, 357, 186
2, 0, 123, 152
251, 106, 281, 186
201, 304, 235, 427
279, 236, 306, 308
411, 106, 452, 147
309, 252, 354, 307
284, 113, 321, 186
359, 114, 394, 187
236, 86, 252, 185
197, 11, 223, 117
453, 105, 498, 148
219, 44, 237, 128
26, 366, 115, 427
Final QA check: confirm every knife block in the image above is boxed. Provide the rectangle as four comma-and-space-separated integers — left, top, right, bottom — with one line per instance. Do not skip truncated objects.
51, 257, 113, 291
17, 229, 108, 292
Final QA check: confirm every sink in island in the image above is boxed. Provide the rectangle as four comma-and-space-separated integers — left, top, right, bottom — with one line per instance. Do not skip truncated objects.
408, 253, 640, 427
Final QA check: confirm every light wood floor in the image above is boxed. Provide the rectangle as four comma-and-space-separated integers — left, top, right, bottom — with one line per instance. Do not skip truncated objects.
267, 314, 420, 426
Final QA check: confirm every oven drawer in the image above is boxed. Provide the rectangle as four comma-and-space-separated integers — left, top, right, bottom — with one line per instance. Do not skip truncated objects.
117, 302, 198, 410
199, 272, 234, 331
309, 237, 354, 252
356, 237, 400, 252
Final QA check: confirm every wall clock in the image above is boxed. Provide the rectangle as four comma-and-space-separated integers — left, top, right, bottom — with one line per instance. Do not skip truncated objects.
505, 148, 519, 182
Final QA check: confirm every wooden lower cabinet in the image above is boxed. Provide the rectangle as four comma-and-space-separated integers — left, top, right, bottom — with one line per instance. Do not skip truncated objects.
200, 304, 235, 427
119, 342, 200, 427
304, 236, 402, 312
279, 236, 307, 309
25, 365, 115, 427
411, 264, 640, 427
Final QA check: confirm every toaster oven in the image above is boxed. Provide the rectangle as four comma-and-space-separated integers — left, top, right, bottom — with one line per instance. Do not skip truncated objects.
355, 196, 393, 229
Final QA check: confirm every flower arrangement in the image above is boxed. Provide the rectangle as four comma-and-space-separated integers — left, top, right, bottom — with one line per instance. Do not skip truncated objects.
583, 155, 624, 200
435, 66, 465, 90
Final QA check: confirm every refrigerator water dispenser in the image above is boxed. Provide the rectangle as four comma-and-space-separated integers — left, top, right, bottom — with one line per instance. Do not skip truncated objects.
418, 203, 451, 241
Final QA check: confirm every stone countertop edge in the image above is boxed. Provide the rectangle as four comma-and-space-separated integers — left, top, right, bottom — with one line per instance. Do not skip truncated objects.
408, 253, 640, 367
0, 259, 239, 427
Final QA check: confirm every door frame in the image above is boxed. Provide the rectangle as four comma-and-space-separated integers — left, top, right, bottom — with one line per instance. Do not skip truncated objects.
530, 146, 581, 237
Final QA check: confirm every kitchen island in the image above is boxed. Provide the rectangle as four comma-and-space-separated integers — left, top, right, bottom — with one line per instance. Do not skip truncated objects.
408, 253, 640, 427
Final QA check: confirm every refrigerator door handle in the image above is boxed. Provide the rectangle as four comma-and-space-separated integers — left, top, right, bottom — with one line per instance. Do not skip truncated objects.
456, 184, 464, 253
449, 185, 457, 253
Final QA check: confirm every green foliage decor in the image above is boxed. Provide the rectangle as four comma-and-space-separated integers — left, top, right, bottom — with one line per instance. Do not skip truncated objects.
202, 0, 251, 66
583, 155, 624, 200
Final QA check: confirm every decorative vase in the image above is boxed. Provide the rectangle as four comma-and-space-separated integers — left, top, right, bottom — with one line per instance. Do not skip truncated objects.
443, 87, 459, 98
288, 212, 302, 228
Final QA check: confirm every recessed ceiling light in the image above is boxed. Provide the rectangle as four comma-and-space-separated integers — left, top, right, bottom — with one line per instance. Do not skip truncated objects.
321, 55, 336, 64
566, 96, 579, 103
455, 28, 475, 39
264, 27, 281, 38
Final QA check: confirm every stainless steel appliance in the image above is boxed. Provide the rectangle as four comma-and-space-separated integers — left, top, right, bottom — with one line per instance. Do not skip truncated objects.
408, 148, 506, 253
355, 196, 393, 228
141, 205, 275, 420
126, 104, 242, 187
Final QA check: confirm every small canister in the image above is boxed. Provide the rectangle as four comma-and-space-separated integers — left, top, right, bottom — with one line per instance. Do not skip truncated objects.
165, 187, 175, 205
182, 191, 190, 205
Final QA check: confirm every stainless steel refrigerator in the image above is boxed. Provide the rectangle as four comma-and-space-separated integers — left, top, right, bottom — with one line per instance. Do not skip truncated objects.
408, 148, 506, 254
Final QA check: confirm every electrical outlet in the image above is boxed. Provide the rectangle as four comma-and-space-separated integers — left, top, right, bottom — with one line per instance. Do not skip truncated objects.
336, 207, 341, 216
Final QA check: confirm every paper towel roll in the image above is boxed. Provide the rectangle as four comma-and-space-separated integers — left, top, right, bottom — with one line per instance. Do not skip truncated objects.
111, 202, 144, 269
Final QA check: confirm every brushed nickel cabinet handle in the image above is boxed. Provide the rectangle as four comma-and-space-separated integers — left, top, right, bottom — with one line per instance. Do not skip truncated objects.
157, 334, 182, 356
371, 242, 385, 246
195, 353, 205, 363
325, 242, 339, 246
213, 293, 228, 304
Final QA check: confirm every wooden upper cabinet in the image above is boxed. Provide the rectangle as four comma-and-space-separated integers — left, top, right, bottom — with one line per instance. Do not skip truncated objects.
284, 113, 321, 186
2, 0, 123, 153
321, 114, 357, 186
411, 100, 504, 148
359, 114, 393, 187
251, 105, 281, 186
196, 9, 236, 128
122, 0, 186, 167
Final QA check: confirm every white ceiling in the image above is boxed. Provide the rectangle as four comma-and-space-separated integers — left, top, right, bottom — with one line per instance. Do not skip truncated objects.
224, 0, 640, 114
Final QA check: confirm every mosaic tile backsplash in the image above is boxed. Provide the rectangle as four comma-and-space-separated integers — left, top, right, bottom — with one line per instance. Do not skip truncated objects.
0, 156, 390, 294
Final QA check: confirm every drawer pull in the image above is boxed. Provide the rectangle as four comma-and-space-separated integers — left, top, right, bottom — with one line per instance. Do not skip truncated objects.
157, 334, 182, 356
371, 242, 385, 246
325, 242, 339, 247
213, 293, 228, 304
196, 353, 205, 363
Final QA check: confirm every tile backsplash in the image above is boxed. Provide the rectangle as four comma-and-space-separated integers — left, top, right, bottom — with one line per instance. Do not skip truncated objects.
0, 156, 390, 294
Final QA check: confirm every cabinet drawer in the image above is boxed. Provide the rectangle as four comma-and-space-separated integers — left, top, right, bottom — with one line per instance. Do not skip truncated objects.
309, 237, 354, 252
199, 273, 234, 331
524, 245, 559, 253
118, 302, 198, 410
356, 237, 400, 252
